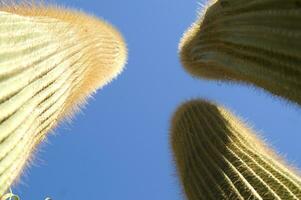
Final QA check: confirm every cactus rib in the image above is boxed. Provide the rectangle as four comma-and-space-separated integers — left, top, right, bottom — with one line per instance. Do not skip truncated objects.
0, 4, 127, 195
171, 100, 301, 200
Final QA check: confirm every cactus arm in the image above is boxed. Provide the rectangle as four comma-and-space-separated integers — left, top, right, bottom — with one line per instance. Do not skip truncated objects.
171, 100, 301, 200
179, 0, 301, 105
0, 5, 127, 195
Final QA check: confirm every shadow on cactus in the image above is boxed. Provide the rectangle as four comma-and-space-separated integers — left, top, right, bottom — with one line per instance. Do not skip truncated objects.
0, 1, 127, 196
179, 0, 301, 105
171, 99, 301, 200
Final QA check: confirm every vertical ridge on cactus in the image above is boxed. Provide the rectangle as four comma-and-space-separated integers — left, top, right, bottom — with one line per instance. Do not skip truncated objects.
179, 0, 301, 105
171, 100, 301, 200
0, 3, 127, 195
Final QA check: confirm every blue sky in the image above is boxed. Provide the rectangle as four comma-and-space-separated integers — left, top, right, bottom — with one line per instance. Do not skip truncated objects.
14, 0, 301, 199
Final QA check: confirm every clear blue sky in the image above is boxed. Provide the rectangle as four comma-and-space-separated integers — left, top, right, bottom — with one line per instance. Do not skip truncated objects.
14, 0, 301, 199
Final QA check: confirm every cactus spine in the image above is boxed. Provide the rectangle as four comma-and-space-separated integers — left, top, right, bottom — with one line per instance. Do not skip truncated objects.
171, 100, 301, 200
0, 4, 127, 195
180, 0, 301, 105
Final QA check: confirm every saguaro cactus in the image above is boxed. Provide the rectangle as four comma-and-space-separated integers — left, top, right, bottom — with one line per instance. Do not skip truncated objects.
180, 0, 301, 105
171, 100, 301, 200
0, 3, 127, 195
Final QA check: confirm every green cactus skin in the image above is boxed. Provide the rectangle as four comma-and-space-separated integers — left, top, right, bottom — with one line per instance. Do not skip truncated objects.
180, 0, 301, 105
0, 4, 127, 195
171, 100, 301, 200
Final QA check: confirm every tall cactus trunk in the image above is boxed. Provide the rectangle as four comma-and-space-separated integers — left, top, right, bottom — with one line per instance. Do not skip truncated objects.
180, 0, 301, 105
0, 4, 127, 195
171, 100, 301, 200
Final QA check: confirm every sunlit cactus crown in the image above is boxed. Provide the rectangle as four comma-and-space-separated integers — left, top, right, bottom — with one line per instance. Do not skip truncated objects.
171, 100, 301, 200
0, 1, 127, 195
180, 0, 301, 105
